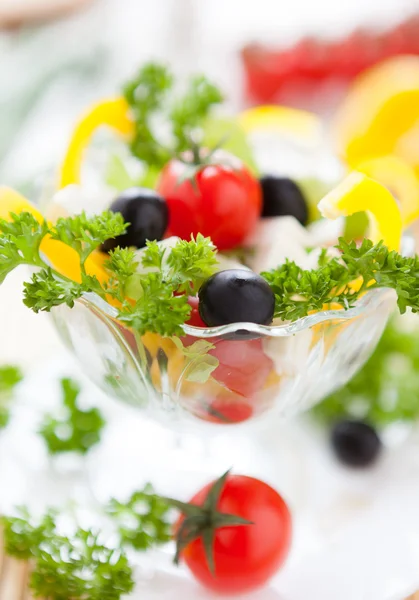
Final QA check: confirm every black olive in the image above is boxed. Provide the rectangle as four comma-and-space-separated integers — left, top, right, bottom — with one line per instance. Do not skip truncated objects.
101, 187, 168, 252
331, 420, 382, 467
198, 269, 275, 327
260, 175, 308, 225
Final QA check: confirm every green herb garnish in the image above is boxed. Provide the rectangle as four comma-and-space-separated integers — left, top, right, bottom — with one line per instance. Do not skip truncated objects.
262, 238, 419, 321
39, 377, 105, 455
0, 365, 22, 429
107, 484, 172, 551
3, 212, 419, 335
1, 509, 134, 600
1, 508, 57, 559
312, 318, 419, 426
0, 211, 218, 336
123, 62, 223, 169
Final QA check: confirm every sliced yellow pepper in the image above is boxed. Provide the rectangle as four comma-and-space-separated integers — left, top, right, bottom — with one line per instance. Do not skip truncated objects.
0, 186, 109, 285
238, 104, 322, 142
334, 56, 419, 170
318, 172, 402, 251
355, 155, 419, 228
59, 97, 134, 189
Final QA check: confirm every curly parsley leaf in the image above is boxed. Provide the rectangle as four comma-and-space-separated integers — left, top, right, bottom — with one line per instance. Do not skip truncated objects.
0, 211, 220, 337
1, 509, 134, 600
262, 238, 419, 321
51, 210, 126, 267
0, 213, 47, 283
31, 528, 134, 600
141, 239, 166, 270
124, 62, 174, 168
123, 62, 223, 169
107, 484, 172, 551
39, 377, 105, 455
118, 272, 191, 336
166, 233, 218, 294
117, 234, 218, 335
1, 508, 57, 560
104, 247, 139, 302
170, 75, 223, 153
6, 210, 419, 337
0, 365, 23, 429
23, 268, 85, 312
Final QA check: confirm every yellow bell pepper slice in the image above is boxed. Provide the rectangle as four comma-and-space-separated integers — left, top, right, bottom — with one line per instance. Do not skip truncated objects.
318, 171, 402, 251
59, 97, 134, 189
334, 56, 419, 169
355, 155, 419, 228
0, 186, 109, 285
238, 104, 322, 141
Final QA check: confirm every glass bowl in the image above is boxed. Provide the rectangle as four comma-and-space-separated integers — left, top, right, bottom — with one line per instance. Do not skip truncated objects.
51, 287, 396, 430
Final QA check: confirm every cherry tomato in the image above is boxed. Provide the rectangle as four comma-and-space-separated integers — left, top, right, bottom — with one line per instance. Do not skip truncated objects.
181, 296, 207, 347
210, 338, 274, 397
157, 152, 262, 250
204, 396, 254, 424
186, 296, 206, 328
177, 474, 292, 594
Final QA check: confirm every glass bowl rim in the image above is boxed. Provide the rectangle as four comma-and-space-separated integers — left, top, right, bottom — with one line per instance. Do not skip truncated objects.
79, 287, 396, 339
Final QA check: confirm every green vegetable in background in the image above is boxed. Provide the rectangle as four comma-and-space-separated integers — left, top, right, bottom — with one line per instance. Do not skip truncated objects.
39, 377, 105, 455
312, 317, 419, 426
104, 154, 161, 192
0, 365, 22, 429
201, 117, 259, 175
124, 62, 223, 170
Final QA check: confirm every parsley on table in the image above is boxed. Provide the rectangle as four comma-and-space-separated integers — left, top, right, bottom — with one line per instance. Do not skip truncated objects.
1, 483, 174, 599
1, 509, 134, 600
107, 484, 172, 551
312, 318, 419, 426
39, 377, 105, 455
123, 62, 223, 169
1, 508, 56, 560
0, 365, 22, 429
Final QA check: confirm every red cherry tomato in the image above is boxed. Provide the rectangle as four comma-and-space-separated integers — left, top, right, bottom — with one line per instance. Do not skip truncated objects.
157, 153, 262, 251
210, 338, 274, 397
204, 396, 254, 424
186, 296, 206, 328
177, 474, 292, 594
181, 296, 207, 347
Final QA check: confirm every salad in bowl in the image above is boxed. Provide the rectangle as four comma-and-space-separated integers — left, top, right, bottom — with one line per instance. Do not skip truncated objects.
1, 61, 419, 428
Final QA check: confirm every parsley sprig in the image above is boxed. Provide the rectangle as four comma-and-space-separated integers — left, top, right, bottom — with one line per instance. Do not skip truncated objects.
107, 484, 172, 551
39, 377, 105, 455
0, 365, 22, 429
0, 211, 217, 336
124, 62, 223, 169
1, 482, 173, 599
262, 238, 419, 321
1, 509, 134, 600
3, 211, 419, 335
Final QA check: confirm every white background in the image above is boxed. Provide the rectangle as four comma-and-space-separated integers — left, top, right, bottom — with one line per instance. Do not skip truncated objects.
1, 1, 419, 598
